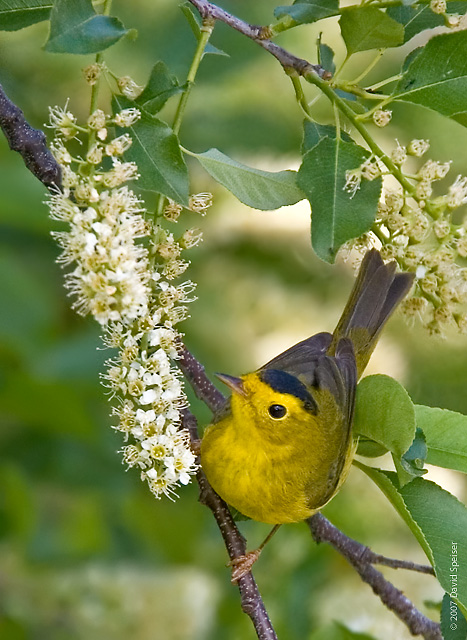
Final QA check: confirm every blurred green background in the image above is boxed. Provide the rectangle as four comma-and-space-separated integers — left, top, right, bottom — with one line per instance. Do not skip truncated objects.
1, 1, 467, 638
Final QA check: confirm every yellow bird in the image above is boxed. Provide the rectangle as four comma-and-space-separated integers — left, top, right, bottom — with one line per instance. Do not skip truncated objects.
200, 250, 413, 576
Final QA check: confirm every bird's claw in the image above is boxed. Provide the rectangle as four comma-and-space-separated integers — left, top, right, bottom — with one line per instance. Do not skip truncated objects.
228, 549, 262, 583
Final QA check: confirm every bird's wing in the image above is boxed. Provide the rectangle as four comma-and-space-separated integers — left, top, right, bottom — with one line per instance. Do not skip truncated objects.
259, 332, 333, 377
306, 337, 358, 506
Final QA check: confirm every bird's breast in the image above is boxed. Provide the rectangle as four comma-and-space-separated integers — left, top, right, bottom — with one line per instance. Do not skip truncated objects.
201, 416, 317, 524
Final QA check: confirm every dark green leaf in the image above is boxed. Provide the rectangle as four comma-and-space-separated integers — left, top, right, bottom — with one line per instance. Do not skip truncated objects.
203, 42, 229, 57
356, 437, 388, 458
387, 2, 466, 44
0, 0, 51, 31
415, 405, 467, 474
401, 478, 467, 613
274, 0, 339, 24
339, 7, 404, 54
394, 31, 467, 121
297, 136, 381, 262
394, 427, 428, 487
402, 46, 423, 72
136, 61, 184, 114
355, 462, 433, 559
114, 98, 189, 205
45, 0, 128, 54
318, 42, 336, 75
302, 121, 352, 153
357, 463, 467, 612
441, 592, 467, 640
193, 148, 305, 210
453, 112, 467, 128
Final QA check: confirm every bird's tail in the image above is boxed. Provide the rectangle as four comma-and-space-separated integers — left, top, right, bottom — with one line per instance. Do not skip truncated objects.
331, 250, 414, 377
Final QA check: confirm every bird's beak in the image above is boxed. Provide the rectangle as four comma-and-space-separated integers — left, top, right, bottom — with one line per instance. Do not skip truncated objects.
215, 373, 247, 397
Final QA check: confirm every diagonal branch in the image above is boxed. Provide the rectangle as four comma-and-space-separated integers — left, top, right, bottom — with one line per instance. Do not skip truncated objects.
187, 0, 330, 78
0, 83, 61, 190
308, 513, 441, 640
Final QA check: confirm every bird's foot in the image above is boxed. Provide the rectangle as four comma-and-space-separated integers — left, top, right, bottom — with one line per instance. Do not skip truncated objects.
228, 549, 262, 583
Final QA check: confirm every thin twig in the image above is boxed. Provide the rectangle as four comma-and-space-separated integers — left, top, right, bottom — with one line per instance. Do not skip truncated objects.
370, 553, 435, 575
182, 409, 278, 640
0, 83, 61, 190
187, 0, 329, 78
178, 344, 226, 413
308, 514, 441, 640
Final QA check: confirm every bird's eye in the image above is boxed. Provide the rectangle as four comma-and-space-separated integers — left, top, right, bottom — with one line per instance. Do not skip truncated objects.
268, 404, 287, 419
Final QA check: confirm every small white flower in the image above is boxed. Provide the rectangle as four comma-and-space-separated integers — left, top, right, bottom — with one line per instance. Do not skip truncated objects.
113, 108, 141, 127
140, 388, 159, 405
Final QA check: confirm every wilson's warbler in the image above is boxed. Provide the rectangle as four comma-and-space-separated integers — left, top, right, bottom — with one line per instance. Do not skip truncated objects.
201, 251, 413, 538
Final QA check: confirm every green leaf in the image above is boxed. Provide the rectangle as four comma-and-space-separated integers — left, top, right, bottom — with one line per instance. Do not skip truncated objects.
402, 46, 423, 72
302, 121, 352, 153
318, 41, 336, 75
394, 31, 467, 121
354, 375, 416, 455
297, 136, 381, 262
0, 0, 52, 31
115, 101, 189, 205
396, 427, 428, 483
401, 478, 467, 613
136, 62, 184, 114
415, 405, 467, 474
339, 7, 404, 54
354, 462, 433, 560
44, 0, 128, 54
387, 2, 466, 44
441, 592, 467, 640
353, 374, 417, 484
193, 148, 305, 210
180, 2, 228, 57
274, 0, 339, 24
356, 438, 388, 458
356, 463, 467, 612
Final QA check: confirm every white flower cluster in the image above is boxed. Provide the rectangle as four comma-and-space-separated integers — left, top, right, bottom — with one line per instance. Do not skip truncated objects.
341, 139, 467, 335
47, 105, 208, 498
103, 321, 196, 499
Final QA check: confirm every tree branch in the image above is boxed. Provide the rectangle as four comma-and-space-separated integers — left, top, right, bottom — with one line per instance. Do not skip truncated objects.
178, 344, 225, 413
0, 83, 61, 190
308, 514, 441, 640
187, 0, 330, 78
182, 409, 278, 640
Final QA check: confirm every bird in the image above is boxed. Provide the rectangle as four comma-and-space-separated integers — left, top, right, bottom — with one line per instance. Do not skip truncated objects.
200, 249, 414, 580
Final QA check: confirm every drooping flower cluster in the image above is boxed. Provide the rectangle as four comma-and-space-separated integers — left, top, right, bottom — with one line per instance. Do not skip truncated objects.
47, 104, 209, 498
342, 139, 467, 335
